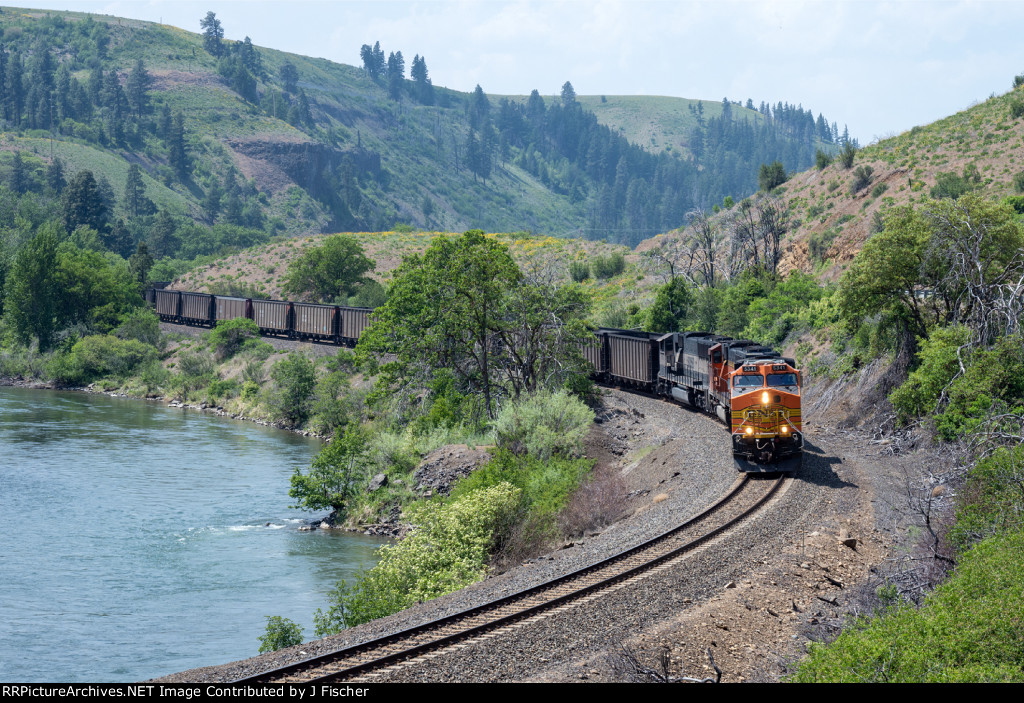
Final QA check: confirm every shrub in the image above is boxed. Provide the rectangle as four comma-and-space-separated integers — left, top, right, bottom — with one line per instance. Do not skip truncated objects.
1011, 96, 1024, 119
49, 335, 157, 384
950, 446, 1024, 549
807, 229, 839, 264
114, 308, 164, 350
591, 252, 626, 279
839, 142, 857, 169
815, 149, 833, 170
290, 425, 368, 516
890, 326, 971, 423
347, 279, 387, 308
206, 378, 239, 401
758, 160, 788, 192
269, 352, 316, 425
1012, 170, 1024, 194
208, 317, 262, 360
850, 165, 874, 195
568, 259, 591, 282
494, 389, 595, 461
789, 531, 1024, 682
931, 171, 974, 200
871, 182, 888, 198
314, 482, 522, 632
258, 616, 303, 653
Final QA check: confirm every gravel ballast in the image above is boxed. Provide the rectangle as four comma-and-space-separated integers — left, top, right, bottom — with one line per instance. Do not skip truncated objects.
154, 387, 940, 684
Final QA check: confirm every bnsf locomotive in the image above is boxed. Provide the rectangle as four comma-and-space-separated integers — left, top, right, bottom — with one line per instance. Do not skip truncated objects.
583, 329, 803, 472
147, 289, 802, 472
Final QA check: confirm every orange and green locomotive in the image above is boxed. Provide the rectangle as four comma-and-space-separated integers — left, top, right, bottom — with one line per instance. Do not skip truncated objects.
585, 330, 803, 472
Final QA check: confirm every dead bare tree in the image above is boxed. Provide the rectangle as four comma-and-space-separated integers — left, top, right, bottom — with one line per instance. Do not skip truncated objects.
926, 196, 1024, 346
688, 208, 719, 287
755, 195, 788, 276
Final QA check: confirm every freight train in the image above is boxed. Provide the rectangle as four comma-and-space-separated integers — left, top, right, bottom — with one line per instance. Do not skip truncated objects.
583, 328, 803, 472
147, 289, 802, 472
149, 288, 371, 346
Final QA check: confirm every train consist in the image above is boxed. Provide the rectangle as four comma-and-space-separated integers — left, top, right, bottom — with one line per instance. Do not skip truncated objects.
583, 329, 803, 472
147, 289, 802, 472
149, 288, 371, 346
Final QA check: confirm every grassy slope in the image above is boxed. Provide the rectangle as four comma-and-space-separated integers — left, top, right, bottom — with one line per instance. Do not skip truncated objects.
577, 94, 762, 157
637, 85, 1024, 282
174, 230, 644, 313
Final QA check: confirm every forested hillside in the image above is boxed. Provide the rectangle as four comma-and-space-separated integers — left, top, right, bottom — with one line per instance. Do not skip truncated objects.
0, 5, 842, 256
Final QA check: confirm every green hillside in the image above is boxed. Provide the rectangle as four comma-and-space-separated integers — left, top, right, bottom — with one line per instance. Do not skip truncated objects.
0, 5, 845, 258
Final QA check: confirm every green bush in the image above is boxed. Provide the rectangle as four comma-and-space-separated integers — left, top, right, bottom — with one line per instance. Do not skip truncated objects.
208, 317, 263, 360
591, 252, 626, 279
931, 171, 975, 200
758, 160, 788, 192
933, 338, 1024, 440
258, 616, 303, 653
889, 326, 971, 423
347, 279, 387, 308
314, 482, 522, 632
839, 142, 856, 169
451, 448, 591, 528
48, 335, 157, 384
494, 389, 594, 461
789, 531, 1024, 682
1010, 96, 1024, 119
206, 378, 239, 401
949, 446, 1024, 549
114, 308, 164, 350
289, 425, 368, 516
815, 149, 833, 170
1013, 170, 1024, 194
891, 329, 1024, 439
269, 352, 316, 426
568, 259, 591, 283
850, 165, 874, 195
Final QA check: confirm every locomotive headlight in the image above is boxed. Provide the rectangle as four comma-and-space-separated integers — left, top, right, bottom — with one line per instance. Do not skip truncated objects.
761, 391, 770, 405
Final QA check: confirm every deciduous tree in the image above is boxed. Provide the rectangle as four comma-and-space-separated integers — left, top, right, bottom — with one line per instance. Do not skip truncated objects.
282, 235, 375, 303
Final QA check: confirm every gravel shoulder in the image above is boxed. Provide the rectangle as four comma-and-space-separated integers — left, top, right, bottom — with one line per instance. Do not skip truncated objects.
154, 386, 943, 684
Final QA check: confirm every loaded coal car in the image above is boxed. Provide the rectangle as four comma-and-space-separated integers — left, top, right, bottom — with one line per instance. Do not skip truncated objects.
338, 307, 372, 347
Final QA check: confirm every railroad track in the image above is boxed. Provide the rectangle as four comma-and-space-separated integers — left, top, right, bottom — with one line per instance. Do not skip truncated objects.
235, 472, 786, 684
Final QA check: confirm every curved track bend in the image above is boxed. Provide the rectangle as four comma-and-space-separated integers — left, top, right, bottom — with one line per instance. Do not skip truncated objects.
235, 472, 786, 684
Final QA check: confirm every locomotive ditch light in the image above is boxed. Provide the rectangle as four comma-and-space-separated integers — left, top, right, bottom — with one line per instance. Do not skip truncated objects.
745, 426, 753, 435
781, 425, 789, 433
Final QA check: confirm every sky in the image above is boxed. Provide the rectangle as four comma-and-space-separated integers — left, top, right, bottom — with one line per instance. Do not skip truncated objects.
13, 0, 1024, 143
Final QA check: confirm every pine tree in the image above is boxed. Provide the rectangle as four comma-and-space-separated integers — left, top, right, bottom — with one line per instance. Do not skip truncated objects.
10, 150, 27, 195
279, 62, 298, 94
125, 59, 151, 119
62, 170, 109, 235
46, 157, 66, 194
167, 111, 188, 180
200, 12, 225, 57
124, 164, 153, 219
387, 51, 405, 101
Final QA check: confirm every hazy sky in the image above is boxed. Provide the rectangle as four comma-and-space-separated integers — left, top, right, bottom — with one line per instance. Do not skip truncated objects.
19, 1, 1024, 143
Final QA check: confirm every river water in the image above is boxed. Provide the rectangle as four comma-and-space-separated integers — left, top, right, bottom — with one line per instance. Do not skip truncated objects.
0, 386, 386, 683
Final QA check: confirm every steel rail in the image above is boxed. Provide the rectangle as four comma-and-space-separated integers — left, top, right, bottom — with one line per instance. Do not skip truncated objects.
236, 473, 784, 684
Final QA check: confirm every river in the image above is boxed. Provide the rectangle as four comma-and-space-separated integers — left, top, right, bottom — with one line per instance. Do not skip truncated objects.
0, 386, 386, 683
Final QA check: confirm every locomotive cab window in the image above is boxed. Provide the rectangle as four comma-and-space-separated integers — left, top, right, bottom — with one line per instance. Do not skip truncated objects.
766, 373, 798, 388
732, 374, 764, 388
